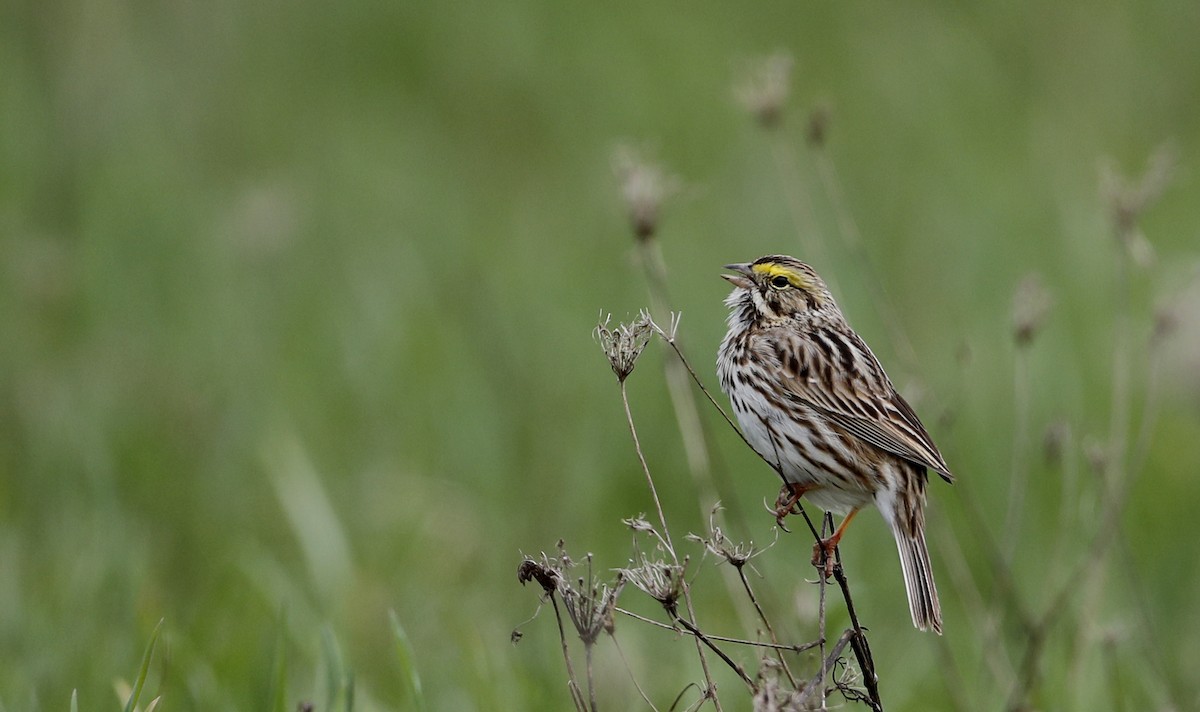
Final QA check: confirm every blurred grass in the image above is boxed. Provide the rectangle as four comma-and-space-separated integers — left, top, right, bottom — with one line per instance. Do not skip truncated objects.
2, 0, 1199, 709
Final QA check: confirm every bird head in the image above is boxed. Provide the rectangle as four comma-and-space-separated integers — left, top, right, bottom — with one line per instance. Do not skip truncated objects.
722, 255, 838, 322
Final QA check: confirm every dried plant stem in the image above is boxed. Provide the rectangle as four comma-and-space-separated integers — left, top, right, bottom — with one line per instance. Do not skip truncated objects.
831, 551, 882, 710
658, 334, 757, 456
1023, 232, 1176, 710
932, 633, 974, 712
955, 486, 1033, 629
794, 629, 855, 708
735, 564, 798, 687
1107, 257, 1133, 482
817, 515, 831, 710
621, 381, 675, 551
1047, 425, 1082, 584
637, 239, 719, 504
638, 245, 768, 640
1066, 255, 1133, 702
615, 607, 820, 653
1114, 537, 1186, 709
1002, 347, 1032, 561
619, 380, 723, 710
610, 633, 659, 711
1111, 347, 1184, 708
585, 643, 598, 712
931, 512, 1017, 691
673, 615, 755, 688
551, 595, 588, 712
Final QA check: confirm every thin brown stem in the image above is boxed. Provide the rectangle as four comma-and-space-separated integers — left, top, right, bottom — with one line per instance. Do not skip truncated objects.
638, 240, 716, 501
615, 606, 820, 653
551, 595, 587, 712
658, 332, 771, 470
831, 550, 882, 711
932, 632, 974, 712
817, 515, 830, 710
673, 615, 755, 690
931, 511, 1017, 692
610, 633, 659, 711
620, 381, 674, 553
735, 564, 798, 687
1002, 347, 1032, 562
585, 643, 597, 712
794, 629, 855, 708
618, 381, 722, 710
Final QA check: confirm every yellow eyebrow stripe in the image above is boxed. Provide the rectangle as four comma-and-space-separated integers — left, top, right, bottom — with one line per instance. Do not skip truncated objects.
750, 262, 812, 289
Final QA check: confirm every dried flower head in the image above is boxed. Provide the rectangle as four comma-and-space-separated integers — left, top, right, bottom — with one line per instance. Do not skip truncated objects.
734, 51, 794, 129
619, 554, 685, 614
647, 311, 681, 344
622, 514, 656, 535
752, 675, 805, 711
1043, 420, 1072, 466
688, 504, 774, 568
1011, 273, 1053, 347
806, 102, 832, 148
612, 145, 680, 241
1099, 144, 1176, 266
559, 554, 625, 645
517, 554, 566, 595
1083, 437, 1109, 475
595, 312, 654, 382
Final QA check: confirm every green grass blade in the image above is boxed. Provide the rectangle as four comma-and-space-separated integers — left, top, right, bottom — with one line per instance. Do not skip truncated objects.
70, 689, 78, 712
389, 610, 425, 712
123, 618, 164, 712
320, 627, 344, 712
270, 608, 289, 712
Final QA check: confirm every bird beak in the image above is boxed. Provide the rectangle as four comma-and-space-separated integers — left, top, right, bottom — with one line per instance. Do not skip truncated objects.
721, 263, 754, 289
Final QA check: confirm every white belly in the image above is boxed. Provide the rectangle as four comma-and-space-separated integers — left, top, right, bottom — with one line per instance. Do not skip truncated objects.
727, 378, 874, 515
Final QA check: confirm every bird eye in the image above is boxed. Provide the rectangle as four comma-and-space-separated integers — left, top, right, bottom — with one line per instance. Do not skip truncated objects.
770, 275, 791, 290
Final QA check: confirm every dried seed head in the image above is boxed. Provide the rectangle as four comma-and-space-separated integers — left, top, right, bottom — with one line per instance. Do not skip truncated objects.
620, 555, 685, 613
612, 145, 680, 241
1043, 420, 1071, 466
647, 310, 681, 343
559, 559, 625, 646
1011, 273, 1053, 347
734, 51, 794, 129
806, 102, 832, 148
517, 555, 564, 595
1154, 302, 1180, 344
1083, 437, 1109, 475
595, 312, 654, 382
622, 514, 656, 535
687, 504, 773, 568
1099, 145, 1176, 265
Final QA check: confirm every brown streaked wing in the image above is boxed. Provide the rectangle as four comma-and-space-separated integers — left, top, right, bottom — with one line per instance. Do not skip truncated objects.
764, 328, 956, 482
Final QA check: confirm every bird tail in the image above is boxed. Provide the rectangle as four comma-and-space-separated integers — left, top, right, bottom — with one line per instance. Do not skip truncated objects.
890, 523, 943, 634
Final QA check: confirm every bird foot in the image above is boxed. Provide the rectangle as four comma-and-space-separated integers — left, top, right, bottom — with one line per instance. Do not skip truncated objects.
771, 484, 805, 531
810, 538, 839, 579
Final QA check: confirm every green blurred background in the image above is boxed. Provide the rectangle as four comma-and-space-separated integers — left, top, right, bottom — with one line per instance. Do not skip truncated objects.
3, 1, 1200, 709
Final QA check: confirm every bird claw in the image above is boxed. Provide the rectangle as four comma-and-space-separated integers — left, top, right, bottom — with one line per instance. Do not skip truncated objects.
771, 484, 805, 527
763, 497, 793, 532
810, 538, 838, 580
